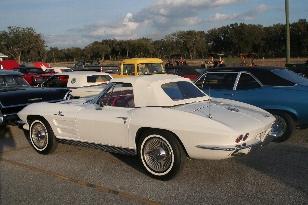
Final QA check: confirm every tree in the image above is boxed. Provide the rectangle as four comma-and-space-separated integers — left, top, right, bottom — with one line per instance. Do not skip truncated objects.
83, 41, 110, 61
7, 19, 305, 63
290, 19, 308, 57
0, 26, 45, 63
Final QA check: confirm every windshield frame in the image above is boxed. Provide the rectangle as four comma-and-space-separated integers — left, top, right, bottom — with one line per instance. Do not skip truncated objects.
90, 82, 114, 105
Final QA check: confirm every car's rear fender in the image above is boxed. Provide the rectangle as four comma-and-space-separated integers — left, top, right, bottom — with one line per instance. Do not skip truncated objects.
128, 107, 240, 156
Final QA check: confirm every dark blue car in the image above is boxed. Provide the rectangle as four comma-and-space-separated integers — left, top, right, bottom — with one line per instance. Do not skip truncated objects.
195, 67, 308, 142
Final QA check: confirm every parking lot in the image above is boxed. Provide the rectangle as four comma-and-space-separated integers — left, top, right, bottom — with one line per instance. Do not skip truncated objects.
0, 126, 307, 204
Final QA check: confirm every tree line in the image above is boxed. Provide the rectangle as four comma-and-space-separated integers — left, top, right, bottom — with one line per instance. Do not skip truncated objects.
0, 19, 307, 63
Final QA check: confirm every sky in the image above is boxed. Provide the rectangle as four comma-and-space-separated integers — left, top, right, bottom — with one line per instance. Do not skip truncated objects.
0, 0, 307, 48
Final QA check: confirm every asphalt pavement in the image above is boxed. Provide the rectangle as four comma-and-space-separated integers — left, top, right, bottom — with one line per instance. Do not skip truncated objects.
0, 126, 308, 204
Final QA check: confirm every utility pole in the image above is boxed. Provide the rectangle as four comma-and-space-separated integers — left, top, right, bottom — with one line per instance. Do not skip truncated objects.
285, 0, 290, 64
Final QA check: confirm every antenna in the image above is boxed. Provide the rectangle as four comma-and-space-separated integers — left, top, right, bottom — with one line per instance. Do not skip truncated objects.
208, 87, 212, 119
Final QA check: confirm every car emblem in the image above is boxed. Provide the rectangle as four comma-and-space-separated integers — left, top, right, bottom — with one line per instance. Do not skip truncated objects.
71, 78, 76, 84
226, 106, 239, 112
54, 111, 64, 116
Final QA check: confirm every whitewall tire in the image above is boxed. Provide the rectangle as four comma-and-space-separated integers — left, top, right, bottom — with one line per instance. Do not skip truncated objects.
29, 118, 57, 154
138, 130, 186, 180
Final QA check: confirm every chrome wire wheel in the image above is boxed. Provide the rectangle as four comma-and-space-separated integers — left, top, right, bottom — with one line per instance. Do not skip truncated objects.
141, 135, 174, 175
30, 121, 49, 151
270, 114, 287, 139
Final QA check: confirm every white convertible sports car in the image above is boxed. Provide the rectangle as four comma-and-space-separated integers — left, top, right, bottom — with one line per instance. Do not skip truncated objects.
18, 75, 275, 180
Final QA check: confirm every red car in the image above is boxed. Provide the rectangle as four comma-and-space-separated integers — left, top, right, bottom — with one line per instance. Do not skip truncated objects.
0, 59, 20, 70
15, 67, 54, 86
165, 66, 207, 81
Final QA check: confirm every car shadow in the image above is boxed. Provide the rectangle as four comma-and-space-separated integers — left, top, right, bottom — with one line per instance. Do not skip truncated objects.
236, 142, 308, 195
0, 125, 16, 155
111, 153, 147, 175
0, 125, 17, 198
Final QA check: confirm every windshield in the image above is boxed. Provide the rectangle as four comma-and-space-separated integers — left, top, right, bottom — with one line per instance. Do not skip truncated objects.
162, 81, 206, 101
0, 75, 30, 89
138, 63, 165, 75
272, 69, 308, 86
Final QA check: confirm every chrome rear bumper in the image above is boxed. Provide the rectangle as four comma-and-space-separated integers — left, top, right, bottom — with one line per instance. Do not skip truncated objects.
196, 135, 273, 156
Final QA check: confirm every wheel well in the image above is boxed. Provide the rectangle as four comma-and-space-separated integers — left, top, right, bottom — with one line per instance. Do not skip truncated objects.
27, 115, 45, 124
267, 109, 298, 122
135, 127, 189, 157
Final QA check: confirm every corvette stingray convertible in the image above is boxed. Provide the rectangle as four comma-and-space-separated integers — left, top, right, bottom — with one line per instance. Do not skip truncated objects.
18, 75, 275, 180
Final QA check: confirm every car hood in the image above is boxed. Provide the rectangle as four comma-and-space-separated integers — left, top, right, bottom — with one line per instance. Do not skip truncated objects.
173, 98, 275, 132
0, 87, 69, 108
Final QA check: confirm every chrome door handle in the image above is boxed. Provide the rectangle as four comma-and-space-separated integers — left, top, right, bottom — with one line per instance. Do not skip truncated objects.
117, 117, 128, 124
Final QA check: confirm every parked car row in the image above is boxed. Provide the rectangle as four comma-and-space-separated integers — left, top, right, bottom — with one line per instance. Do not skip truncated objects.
1, 64, 307, 180
0, 70, 70, 126
41, 71, 112, 98
14, 67, 53, 86
9, 65, 112, 98
17, 74, 275, 180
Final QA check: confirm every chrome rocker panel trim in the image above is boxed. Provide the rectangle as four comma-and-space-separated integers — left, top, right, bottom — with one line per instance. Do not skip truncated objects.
57, 139, 137, 156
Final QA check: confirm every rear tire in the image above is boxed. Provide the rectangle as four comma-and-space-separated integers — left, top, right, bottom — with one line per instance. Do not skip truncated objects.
270, 111, 295, 143
29, 118, 57, 154
137, 130, 186, 180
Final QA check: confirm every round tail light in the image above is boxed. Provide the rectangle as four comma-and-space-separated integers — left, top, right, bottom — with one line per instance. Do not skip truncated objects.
235, 135, 243, 143
243, 133, 249, 141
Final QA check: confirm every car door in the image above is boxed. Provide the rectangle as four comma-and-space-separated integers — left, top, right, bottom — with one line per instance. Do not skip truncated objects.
195, 72, 239, 99
76, 83, 135, 148
51, 105, 80, 140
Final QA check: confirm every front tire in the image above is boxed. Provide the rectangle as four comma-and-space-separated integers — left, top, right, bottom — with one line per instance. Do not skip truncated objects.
29, 118, 57, 154
270, 111, 295, 143
138, 130, 186, 180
